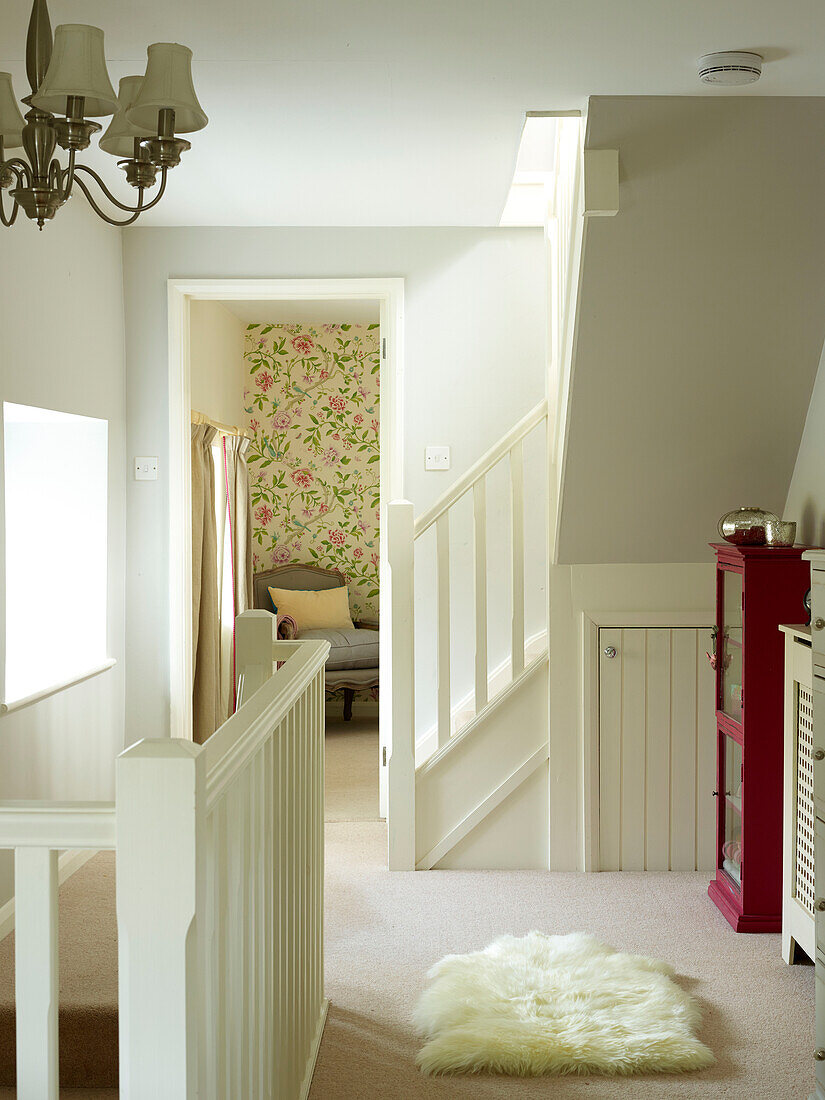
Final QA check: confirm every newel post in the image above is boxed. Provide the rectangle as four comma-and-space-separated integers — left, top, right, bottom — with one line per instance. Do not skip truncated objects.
235, 608, 276, 701
116, 739, 206, 1099
387, 500, 416, 869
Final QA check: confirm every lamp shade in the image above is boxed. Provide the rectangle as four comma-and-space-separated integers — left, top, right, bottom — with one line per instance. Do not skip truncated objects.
100, 76, 154, 157
126, 43, 207, 134
0, 73, 25, 148
31, 24, 118, 117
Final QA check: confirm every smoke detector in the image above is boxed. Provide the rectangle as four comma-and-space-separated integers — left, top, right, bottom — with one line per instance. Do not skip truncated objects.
698, 51, 763, 86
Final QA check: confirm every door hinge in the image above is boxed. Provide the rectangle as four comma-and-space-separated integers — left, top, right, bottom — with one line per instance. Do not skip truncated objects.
382, 746, 387, 766
382, 338, 387, 359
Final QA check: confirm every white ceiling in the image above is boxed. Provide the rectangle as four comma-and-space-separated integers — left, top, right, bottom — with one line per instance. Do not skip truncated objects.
3, 0, 825, 226
222, 298, 379, 325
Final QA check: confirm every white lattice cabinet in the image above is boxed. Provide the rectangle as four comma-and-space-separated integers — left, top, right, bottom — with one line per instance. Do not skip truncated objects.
802, 551, 825, 1100
781, 624, 815, 964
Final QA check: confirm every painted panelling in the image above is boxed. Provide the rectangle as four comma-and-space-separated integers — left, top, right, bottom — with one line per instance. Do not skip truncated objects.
243, 321, 380, 621
599, 627, 715, 871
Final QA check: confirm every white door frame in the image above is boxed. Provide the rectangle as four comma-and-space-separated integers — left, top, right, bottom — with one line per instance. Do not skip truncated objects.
167, 277, 404, 814
581, 609, 714, 872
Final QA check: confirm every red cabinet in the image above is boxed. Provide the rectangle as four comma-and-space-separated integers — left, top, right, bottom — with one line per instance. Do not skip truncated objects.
708, 542, 810, 931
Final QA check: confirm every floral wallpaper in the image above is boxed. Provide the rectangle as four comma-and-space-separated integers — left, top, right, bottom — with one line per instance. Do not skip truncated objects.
244, 322, 380, 624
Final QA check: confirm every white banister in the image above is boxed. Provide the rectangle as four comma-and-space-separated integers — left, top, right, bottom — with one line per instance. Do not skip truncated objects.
0, 801, 116, 848
0, 632, 327, 1099
14, 846, 59, 1100
510, 439, 525, 677
473, 477, 488, 714
436, 511, 451, 748
116, 739, 205, 1100
387, 500, 416, 870
234, 609, 276, 701
413, 398, 548, 538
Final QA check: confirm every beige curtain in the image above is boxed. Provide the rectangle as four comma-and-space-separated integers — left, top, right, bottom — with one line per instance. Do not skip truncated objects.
215, 434, 254, 721
228, 435, 254, 616
191, 423, 220, 744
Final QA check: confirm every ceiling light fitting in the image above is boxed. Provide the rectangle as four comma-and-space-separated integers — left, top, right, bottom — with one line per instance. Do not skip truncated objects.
0, 0, 207, 229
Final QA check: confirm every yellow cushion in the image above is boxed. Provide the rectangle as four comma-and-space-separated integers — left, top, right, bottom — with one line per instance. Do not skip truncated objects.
267, 585, 354, 631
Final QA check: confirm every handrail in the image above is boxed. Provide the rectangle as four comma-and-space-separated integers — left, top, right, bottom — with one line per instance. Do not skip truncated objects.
413, 398, 548, 537
0, 801, 116, 849
204, 637, 329, 811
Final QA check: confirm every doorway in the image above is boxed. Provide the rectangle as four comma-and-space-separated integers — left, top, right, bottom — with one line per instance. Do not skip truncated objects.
167, 278, 404, 835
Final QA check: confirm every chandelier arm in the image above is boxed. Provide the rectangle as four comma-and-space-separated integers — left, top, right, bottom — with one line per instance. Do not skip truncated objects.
71, 163, 168, 214
5, 158, 33, 187
56, 150, 76, 203
0, 189, 20, 227
71, 173, 147, 227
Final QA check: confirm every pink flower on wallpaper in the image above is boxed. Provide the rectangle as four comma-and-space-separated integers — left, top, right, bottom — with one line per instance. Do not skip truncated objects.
323, 447, 338, 465
321, 323, 340, 334
256, 370, 274, 392
303, 373, 313, 384
249, 418, 260, 433
271, 545, 291, 564
329, 395, 346, 413
258, 338, 266, 347
328, 529, 346, 547
255, 504, 274, 526
354, 413, 364, 425
292, 333, 315, 355
332, 432, 340, 441
353, 547, 363, 559
253, 553, 261, 567
370, 553, 379, 566
319, 369, 330, 380
318, 503, 329, 514
358, 520, 368, 533
272, 410, 292, 431
343, 439, 352, 449
358, 387, 368, 399
291, 467, 314, 488
370, 419, 379, 433
302, 508, 313, 518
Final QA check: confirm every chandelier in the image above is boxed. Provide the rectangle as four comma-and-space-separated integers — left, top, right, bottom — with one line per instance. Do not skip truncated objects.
0, 0, 207, 229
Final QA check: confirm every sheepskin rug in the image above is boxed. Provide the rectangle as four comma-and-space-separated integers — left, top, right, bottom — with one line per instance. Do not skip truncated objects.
413, 932, 715, 1077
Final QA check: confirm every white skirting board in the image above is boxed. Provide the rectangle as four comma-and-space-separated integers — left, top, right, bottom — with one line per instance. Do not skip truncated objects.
0, 847, 97, 943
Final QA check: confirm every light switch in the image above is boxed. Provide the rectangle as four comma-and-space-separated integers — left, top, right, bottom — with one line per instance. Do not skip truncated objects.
134, 456, 158, 481
425, 446, 451, 471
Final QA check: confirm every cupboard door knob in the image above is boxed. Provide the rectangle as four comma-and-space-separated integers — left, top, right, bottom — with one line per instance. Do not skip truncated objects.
817, 1049, 825, 1061
816, 899, 825, 912
815, 618, 825, 630
603, 646, 617, 659
815, 749, 825, 762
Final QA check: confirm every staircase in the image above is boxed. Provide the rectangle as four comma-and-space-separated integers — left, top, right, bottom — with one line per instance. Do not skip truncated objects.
385, 115, 586, 872
386, 401, 551, 871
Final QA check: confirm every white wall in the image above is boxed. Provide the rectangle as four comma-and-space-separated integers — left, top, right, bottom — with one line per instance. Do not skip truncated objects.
189, 300, 246, 427
558, 96, 825, 565
0, 202, 127, 904
786, 335, 825, 545
121, 227, 546, 741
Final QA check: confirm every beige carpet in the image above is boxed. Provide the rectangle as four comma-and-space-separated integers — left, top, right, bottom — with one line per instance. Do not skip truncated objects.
0, 852, 118, 1090
325, 716, 380, 822
310, 821, 815, 1099
0, 817, 813, 1098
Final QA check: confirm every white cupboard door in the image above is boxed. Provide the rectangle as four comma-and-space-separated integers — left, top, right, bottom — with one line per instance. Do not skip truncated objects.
598, 626, 716, 872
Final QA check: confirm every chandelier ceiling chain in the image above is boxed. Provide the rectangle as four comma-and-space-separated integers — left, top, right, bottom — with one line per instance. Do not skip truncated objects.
0, 0, 207, 229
